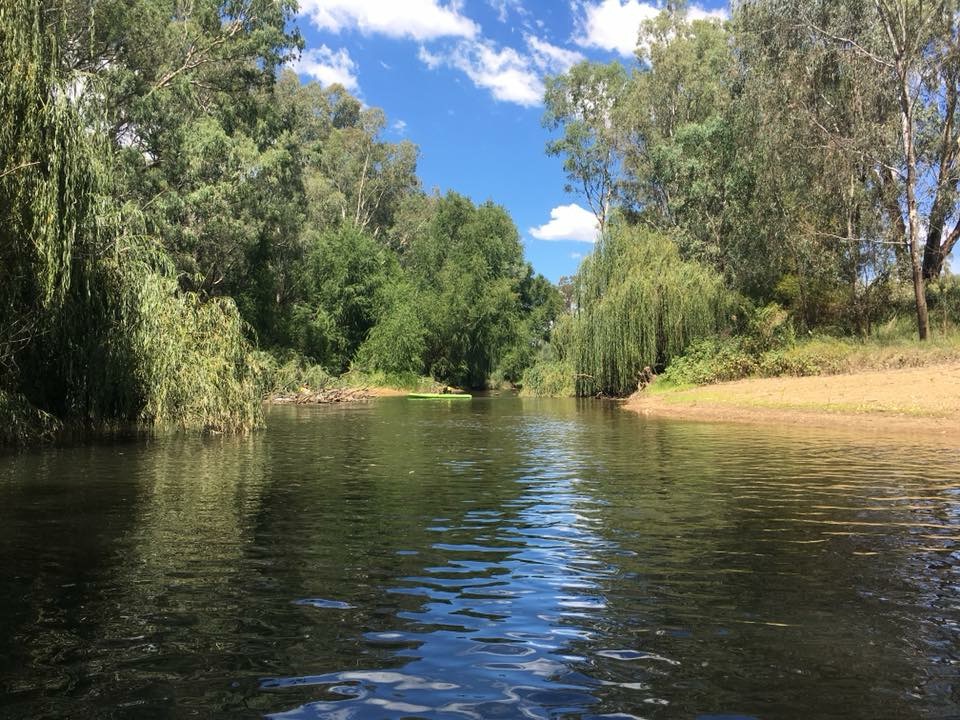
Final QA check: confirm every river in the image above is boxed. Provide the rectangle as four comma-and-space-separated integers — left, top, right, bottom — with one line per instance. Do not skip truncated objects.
0, 397, 957, 719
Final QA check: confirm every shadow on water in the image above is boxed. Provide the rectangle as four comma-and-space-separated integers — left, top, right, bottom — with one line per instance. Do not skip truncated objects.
0, 397, 957, 719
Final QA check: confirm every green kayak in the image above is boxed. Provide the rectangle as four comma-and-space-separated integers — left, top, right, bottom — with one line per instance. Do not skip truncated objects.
407, 392, 472, 399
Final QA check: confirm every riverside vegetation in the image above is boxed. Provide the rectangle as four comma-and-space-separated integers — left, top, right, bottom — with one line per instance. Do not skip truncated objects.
0, 0, 561, 443
521, 0, 960, 398
5, 0, 960, 444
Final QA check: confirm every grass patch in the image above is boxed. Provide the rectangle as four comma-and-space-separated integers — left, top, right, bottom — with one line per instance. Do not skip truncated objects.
657, 321, 960, 390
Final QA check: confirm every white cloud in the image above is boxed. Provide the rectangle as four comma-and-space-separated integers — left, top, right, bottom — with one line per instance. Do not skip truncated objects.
573, 0, 728, 57
291, 46, 359, 91
688, 5, 729, 22
573, 0, 658, 56
455, 42, 543, 105
526, 35, 585, 74
419, 34, 584, 106
418, 45, 444, 70
299, 0, 478, 41
392, 119, 408, 135
488, 0, 528, 23
423, 40, 544, 106
530, 204, 599, 242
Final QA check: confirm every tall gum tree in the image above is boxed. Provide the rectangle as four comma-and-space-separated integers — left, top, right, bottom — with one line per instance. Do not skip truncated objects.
543, 61, 630, 233
741, 0, 960, 339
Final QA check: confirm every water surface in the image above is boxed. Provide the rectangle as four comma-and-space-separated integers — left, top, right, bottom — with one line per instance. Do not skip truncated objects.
0, 397, 958, 718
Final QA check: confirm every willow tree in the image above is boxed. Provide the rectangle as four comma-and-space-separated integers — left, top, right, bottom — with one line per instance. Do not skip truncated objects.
0, 0, 99, 436
0, 0, 261, 441
571, 225, 735, 396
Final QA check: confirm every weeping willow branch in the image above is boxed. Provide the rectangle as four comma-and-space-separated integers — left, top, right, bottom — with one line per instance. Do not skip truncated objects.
0, 0, 261, 442
569, 225, 735, 397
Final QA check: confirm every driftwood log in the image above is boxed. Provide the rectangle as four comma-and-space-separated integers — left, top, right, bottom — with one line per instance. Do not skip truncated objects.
269, 387, 374, 404
636, 366, 656, 391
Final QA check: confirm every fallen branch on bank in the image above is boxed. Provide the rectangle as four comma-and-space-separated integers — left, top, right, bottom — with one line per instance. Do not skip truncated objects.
268, 386, 373, 404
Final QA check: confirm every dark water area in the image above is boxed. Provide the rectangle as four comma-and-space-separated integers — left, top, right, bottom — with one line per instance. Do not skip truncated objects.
0, 397, 958, 719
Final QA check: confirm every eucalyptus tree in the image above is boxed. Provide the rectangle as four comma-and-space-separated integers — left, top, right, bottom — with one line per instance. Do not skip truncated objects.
310, 104, 421, 239
65, 0, 305, 313
620, 9, 733, 214
543, 61, 631, 232
727, 1, 899, 329
737, 0, 960, 339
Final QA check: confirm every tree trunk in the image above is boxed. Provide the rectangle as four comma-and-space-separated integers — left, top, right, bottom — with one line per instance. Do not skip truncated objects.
922, 235, 945, 281
922, 223, 960, 280
909, 235, 929, 340
899, 82, 930, 340
876, 1, 930, 340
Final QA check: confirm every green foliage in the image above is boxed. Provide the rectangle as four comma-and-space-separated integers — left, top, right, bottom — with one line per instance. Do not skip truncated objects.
571, 225, 735, 396
405, 193, 535, 388
744, 303, 795, 354
250, 350, 334, 398
0, 0, 573, 446
516, 312, 578, 396
0, 391, 62, 445
496, 271, 565, 384
657, 338, 758, 387
133, 275, 262, 431
540, 1, 960, 344
519, 358, 576, 397
0, 0, 94, 363
927, 274, 960, 331
0, 0, 261, 442
84, 0, 304, 328
543, 61, 630, 227
295, 224, 400, 370
657, 310, 960, 391
355, 282, 426, 375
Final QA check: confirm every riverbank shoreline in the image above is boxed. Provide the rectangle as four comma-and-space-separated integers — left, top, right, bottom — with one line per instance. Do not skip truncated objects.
266, 385, 410, 404
625, 363, 960, 433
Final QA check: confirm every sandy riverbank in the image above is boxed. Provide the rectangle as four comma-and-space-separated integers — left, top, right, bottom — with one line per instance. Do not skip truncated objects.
625, 363, 960, 433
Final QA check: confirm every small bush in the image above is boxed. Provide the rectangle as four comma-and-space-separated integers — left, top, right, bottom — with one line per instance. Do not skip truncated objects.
251, 351, 333, 398
743, 302, 794, 354
519, 358, 575, 397
658, 338, 757, 386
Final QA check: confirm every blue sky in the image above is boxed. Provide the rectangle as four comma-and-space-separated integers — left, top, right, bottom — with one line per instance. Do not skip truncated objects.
290, 0, 729, 282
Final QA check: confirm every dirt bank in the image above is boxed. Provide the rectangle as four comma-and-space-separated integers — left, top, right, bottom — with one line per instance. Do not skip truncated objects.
625, 363, 960, 433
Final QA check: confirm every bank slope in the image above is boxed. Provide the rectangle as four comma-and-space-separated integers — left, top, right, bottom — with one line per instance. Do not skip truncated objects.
625, 363, 960, 433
